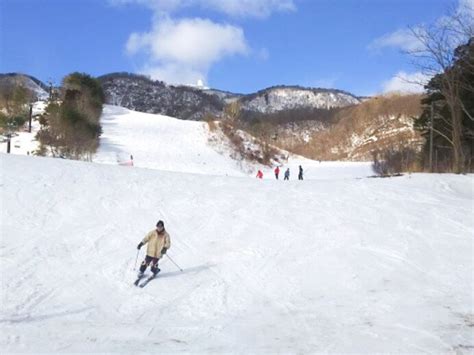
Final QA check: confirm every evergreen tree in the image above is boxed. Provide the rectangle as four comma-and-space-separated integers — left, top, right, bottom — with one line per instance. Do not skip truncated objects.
415, 39, 474, 172
37, 73, 105, 160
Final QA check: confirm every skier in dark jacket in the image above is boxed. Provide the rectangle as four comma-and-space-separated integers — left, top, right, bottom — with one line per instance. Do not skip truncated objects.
298, 165, 304, 180
284, 168, 290, 180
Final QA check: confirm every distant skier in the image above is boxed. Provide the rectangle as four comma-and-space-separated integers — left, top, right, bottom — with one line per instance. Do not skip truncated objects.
298, 165, 304, 180
274, 166, 280, 180
284, 168, 290, 180
136, 220, 170, 279
256, 170, 263, 179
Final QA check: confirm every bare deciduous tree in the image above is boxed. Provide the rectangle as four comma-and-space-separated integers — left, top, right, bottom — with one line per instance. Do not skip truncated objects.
408, 2, 473, 172
224, 101, 241, 123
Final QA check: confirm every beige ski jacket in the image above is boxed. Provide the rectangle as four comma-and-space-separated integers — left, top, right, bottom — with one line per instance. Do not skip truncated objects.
141, 229, 171, 258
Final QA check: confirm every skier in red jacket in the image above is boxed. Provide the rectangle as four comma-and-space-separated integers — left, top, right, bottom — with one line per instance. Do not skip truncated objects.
256, 170, 263, 179
274, 166, 280, 180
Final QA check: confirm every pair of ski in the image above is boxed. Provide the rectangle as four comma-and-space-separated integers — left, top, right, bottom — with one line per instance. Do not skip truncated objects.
134, 273, 158, 288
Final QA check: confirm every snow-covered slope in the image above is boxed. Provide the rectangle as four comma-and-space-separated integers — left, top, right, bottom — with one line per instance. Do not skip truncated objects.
1, 104, 373, 179
94, 105, 373, 179
1, 153, 473, 353
94, 105, 247, 176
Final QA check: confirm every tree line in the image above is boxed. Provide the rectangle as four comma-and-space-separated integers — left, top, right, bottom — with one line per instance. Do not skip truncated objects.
410, 3, 473, 173
414, 39, 474, 173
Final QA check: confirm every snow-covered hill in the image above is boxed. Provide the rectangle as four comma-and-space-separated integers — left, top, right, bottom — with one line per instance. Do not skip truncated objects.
1, 103, 373, 178
98, 73, 225, 120
0, 73, 49, 101
240, 86, 360, 113
1, 152, 473, 353
93, 105, 372, 178
273, 94, 424, 162
98, 73, 360, 120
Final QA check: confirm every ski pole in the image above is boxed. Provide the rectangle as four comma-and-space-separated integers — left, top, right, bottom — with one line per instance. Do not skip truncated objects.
133, 249, 139, 270
165, 254, 183, 272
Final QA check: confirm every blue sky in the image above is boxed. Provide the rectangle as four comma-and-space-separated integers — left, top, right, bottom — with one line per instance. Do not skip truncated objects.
0, 0, 460, 95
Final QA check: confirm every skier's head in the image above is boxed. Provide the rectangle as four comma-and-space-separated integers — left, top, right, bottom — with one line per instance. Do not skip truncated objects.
156, 220, 165, 232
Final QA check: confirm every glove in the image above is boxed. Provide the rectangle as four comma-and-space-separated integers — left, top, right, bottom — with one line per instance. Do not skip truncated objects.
137, 242, 143, 250
161, 248, 167, 255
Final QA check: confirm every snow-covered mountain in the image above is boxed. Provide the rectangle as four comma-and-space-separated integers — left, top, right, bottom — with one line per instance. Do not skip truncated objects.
202, 88, 242, 103
239, 86, 360, 113
1, 71, 359, 121
265, 94, 424, 162
0, 73, 49, 100
98, 73, 360, 120
0, 72, 421, 163
98, 73, 225, 121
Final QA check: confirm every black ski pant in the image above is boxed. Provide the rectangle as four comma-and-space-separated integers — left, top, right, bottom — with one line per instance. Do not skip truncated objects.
139, 255, 160, 275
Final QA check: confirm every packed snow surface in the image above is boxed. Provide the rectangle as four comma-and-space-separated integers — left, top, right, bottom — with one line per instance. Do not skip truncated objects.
1, 153, 473, 353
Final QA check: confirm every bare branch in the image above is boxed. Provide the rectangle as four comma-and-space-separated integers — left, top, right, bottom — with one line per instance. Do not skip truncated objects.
431, 126, 454, 146
459, 99, 474, 121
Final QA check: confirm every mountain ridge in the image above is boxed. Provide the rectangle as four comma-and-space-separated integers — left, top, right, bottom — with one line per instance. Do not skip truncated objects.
97, 72, 361, 119
0, 72, 361, 120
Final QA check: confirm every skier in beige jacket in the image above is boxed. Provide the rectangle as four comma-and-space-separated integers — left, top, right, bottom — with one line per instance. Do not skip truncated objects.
137, 220, 170, 278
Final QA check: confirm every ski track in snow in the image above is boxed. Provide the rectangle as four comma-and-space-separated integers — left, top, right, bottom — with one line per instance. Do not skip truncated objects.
0, 104, 473, 353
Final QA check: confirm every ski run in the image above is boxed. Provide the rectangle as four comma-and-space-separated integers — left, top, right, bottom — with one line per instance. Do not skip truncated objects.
0, 105, 473, 353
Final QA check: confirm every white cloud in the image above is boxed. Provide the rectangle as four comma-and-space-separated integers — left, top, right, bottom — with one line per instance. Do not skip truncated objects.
112, 0, 295, 84
372, 0, 472, 94
141, 63, 205, 85
370, 0, 473, 52
369, 28, 424, 52
382, 71, 430, 94
109, 0, 296, 18
126, 17, 249, 85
